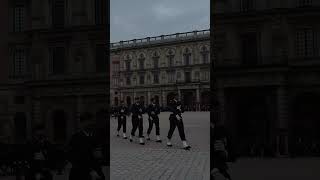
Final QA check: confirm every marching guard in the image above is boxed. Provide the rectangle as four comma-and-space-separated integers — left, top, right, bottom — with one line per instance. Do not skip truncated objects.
116, 100, 128, 139
146, 98, 162, 142
167, 95, 191, 150
130, 97, 146, 145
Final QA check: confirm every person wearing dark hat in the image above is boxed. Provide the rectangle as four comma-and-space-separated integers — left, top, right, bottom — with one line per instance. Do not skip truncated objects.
167, 94, 191, 150
146, 97, 162, 142
129, 97, 146, 145
116, 100, 128, 139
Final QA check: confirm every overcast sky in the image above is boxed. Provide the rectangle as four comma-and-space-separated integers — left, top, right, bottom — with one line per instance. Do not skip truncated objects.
110, 0, 210, 42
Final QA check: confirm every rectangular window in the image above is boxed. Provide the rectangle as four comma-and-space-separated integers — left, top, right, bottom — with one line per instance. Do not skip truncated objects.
153, 57, 159, 69
296, 28, 314, 57
202, 53, 208, 64
52, 0, 65, 28
14, 5, 25, 32
13, 48, 26, 77
49, 47, 65, 75
126, 61, 131, 71
185, 72, 191, 83
95, 0, 105, 25
240, 0, 255, 12
241, 33, 258, 65
297, 0, 312, 7
126, 76, 131, 85
139, 75, 144, 85
154, 72, 159, 84
184, 54, 190, 66
168, 56, 174, 67
168, 72, 175, 83
96, 45, 106, 73
139, 59, 144, 70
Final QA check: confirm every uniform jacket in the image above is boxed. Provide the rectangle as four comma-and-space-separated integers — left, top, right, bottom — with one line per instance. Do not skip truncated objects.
147, 103, 160, 118
130, 103, 145, 118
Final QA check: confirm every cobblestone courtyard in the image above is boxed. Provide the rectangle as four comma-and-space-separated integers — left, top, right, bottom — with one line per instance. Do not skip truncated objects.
110, 112, 211, 180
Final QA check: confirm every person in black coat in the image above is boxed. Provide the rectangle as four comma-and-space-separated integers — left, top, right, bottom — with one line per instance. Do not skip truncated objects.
129, 97, 146, 145
212, 123, 233, 180
116, 100, 129, 139
25, 133, 53, 180
68, 122, 105, 180
146, 98, 162, 142
166, 95, 191, 150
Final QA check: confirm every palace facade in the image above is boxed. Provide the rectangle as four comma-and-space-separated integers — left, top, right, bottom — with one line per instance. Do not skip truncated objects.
213, 0, 320, 156
0, 0, 107, 144
110, 30, 210, 110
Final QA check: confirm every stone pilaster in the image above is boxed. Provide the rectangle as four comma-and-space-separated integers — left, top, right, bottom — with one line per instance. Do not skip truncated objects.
276, 86, 289, 156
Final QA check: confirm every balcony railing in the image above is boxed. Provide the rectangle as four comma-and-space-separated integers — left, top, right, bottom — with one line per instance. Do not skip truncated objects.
215, 56, 320, 68
110, 29, 210, 50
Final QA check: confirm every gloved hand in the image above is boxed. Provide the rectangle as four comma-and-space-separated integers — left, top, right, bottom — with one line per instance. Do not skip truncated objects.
90, 170, 101, 180
176, 115, 182, 121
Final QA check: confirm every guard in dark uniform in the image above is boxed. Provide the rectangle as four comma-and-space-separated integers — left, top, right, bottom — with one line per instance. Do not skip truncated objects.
130, 97, 145, 145
116, 100, 128, 139
26, 133, 53, 180
167, 95, 191, 150
68, 122, 105, 180
212, 124, 232, 180
146, 98, 162, 142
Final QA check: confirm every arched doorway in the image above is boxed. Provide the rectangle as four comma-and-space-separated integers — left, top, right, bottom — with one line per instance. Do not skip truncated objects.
126, 96, 131, 106
52, 110, 67, 143
201, 91, 211, 105
14, 112, 27, 142
154, 95, 160, 105
114, 97, 119, 106
292, 93, 320, 156
226, 88, 273, 156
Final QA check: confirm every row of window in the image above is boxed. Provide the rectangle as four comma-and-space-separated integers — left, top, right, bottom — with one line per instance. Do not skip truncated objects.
117, 71, 210, 86
223, 28, 316, 66
240, 0, 313, 12
13, 0, 105, 32
123, 51, 209, 71
12, 46, 106, 77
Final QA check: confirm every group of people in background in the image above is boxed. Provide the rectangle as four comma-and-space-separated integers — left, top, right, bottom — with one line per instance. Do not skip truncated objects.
0, 119, 106, 180
112, 94, 191, 150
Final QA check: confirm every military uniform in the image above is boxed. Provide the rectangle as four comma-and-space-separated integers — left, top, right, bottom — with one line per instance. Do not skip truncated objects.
116, 105, 128, 138
130, 102, 146, 144
167, 98, 191, 150
146, 102, 161, 142
68, 129, 105, 180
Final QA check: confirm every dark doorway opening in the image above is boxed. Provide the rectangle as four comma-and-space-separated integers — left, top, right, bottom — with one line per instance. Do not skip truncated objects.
226, 88, 274, 157
14, 112, 27, 142
292, 93, 320, 156
126, 96, 131, 106
52, 110, 67, 143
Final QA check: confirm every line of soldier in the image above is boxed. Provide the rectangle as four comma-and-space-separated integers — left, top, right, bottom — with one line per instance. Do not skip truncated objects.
113, 94, 191, 150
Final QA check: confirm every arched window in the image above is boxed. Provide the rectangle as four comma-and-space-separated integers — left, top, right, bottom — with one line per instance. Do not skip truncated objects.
177, 71, 181, 80
167, 49, 175, 67
200, 46, 209, 64
138, 53, 145, 70
125, 55, 131, 71
183, 47, 191, 66
133, 75, 137, 85
147, 74, 151, 84
153, 51, 160, 69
